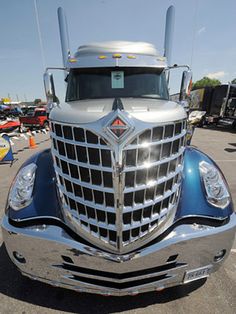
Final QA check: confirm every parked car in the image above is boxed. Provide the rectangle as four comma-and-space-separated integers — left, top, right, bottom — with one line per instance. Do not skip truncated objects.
19, 107, 49, 130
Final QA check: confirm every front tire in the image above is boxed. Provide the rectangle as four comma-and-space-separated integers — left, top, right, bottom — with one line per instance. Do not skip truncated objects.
43, 121, 49, 130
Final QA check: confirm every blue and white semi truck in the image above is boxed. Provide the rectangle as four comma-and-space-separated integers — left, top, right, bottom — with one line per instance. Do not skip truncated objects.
1, 6, 235, 296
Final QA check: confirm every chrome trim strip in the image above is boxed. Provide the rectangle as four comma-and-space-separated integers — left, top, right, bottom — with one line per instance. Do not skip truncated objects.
60, 270, 174, 284
52, 262, 186, 283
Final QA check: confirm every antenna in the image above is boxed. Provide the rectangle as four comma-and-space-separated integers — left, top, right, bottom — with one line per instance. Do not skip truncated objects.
57, 7, 71, 67
190, 0, 198, 68
164, 5, 175, 65
34, 0, 46, 70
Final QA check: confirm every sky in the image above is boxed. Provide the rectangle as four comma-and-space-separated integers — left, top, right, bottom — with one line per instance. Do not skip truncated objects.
0, 0, 236, 102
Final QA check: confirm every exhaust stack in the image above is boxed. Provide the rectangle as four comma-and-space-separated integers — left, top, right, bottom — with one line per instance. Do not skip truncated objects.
57, 7, 70, 67
164, 5, 175, 65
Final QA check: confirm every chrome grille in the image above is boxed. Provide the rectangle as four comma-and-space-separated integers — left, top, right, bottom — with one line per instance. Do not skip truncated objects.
50, 118, 186, 253
121, 122, 185, 246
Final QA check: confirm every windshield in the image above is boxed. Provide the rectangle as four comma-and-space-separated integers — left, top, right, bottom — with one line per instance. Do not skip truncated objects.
35, 110, 46, 116
27, 109, 35, 116
66, 67, 168, 101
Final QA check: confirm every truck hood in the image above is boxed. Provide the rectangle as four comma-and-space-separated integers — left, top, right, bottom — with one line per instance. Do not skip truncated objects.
50, 98, 186, 124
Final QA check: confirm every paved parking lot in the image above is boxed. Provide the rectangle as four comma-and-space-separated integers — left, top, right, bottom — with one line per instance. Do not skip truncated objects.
0, 128, 235, 314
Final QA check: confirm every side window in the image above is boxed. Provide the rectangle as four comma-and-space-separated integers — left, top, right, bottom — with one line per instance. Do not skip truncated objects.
66, 71, 78, 101
35, 111, 46, 116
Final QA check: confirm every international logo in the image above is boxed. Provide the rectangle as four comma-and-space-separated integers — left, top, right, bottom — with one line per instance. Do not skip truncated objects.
108, 116, 129, 139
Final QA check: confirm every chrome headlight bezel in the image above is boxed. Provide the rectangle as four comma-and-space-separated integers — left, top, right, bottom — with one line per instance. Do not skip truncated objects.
199, 161, 230, 209
8, 163, 37, 211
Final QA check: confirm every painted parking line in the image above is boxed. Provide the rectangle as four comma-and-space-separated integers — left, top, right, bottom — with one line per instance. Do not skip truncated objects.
215, 160, 236, 162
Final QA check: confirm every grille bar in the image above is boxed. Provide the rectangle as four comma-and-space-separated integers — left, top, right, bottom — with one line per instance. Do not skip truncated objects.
124, 166, 182, 193
63, 208, 117, 231
51, 118, 186, 253
52, 134, 110, 149
55, 166, 114, 193
52, 128, 185, 150
53, 149, 113, 172
123, 147, 185, 172
62, 193, 116, 213
122, 183, 180, 213
54, 261, 187, 283
124, 130, 186, 150
122, 204, 177, 231
65, 273, 170, 289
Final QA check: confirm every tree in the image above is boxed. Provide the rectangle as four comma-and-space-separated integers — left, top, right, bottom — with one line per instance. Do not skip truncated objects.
34, 98, 42, 105
231, 78, 236, 84
192, 77, 221, 90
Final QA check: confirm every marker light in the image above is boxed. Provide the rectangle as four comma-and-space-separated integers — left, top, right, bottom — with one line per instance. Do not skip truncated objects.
199, 161, 230, 209
8, 163, 37, 210
112, 53, 122, 58
98, 55, 107, 59
68, 58, 77, 63
127, 55, 136, 59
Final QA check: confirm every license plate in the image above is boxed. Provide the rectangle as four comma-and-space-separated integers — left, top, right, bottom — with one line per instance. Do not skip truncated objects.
183, 265, 212, 283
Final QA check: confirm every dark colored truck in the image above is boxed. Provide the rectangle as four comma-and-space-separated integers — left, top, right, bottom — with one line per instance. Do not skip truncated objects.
19, 107, 49, 130
189, 84, 236, 128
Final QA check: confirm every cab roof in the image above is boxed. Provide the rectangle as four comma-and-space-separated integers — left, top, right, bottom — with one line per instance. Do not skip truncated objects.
75, 41, 159, 56
66, 41, 167, 69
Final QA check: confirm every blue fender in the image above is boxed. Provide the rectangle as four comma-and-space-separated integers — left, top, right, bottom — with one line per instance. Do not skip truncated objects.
8, 147, 234, 222
175, 146, 234, 220
8, 149, 61, 221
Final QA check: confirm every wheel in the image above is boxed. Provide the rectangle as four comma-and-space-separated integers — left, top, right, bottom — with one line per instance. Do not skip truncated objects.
198, 117, 206, 128
18, 123, 24, 133
43, 121, 49, 130
232, 120, 236, 129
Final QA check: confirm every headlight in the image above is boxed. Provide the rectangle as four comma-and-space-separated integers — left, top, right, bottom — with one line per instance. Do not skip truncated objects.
8, 163, 37, 210
199, 161, 230, 208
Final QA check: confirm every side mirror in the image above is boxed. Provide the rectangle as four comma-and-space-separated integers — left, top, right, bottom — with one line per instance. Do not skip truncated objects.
43, 72, 58, 104
179, 70, 192, 101
179, 100, 189, 113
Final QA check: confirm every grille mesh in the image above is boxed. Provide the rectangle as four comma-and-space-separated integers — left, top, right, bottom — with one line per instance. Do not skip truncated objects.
51, 119, 186, 251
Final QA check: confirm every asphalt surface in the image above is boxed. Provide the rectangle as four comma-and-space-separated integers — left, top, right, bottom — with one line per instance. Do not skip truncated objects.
0, 128, 235, 314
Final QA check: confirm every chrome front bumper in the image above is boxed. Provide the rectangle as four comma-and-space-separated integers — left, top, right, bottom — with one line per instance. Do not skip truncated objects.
1, 214, 236, 296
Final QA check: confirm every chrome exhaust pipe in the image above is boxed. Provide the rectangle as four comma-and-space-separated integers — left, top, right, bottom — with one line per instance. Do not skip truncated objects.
164, 5, 175, 65
57, 7, 70, 67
